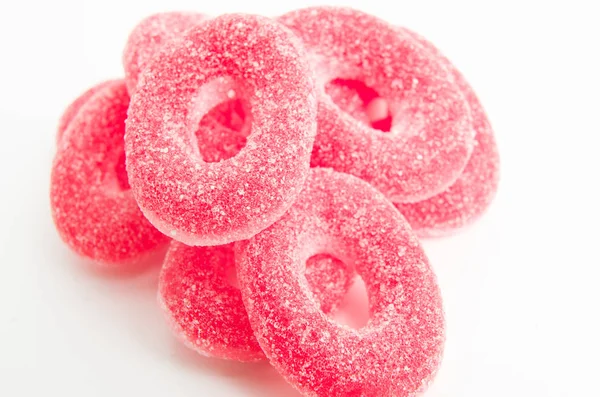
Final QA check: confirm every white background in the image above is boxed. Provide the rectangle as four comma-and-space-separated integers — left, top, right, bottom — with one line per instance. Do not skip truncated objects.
1, 0, 599, 396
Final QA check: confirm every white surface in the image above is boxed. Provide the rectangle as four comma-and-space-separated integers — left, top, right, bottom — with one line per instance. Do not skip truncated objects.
1, 0, 599, 396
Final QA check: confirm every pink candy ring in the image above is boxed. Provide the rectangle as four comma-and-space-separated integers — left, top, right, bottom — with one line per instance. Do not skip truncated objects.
328, 48, 499, 236
279, 7, 474, 202
126, 14, 317, 246
158, 241, 353, 361
237, 168, 445, 396
51, 80, 169, 265
56, 80, 113, 144
123, 12, 207, 95
393, 29, 500, 235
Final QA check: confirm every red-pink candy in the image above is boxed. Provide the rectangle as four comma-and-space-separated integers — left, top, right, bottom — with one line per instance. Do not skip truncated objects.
158, 242, 352, 361
122, 12, 207, 94
392, 29, 499, 236
330, 77, 499, 237
126, 14, 317, 246
56, 80, 114, 144
279, 7, 474, 202
322, 28, 499, 235
51, 80, 169, 265
237, 168, 445, 396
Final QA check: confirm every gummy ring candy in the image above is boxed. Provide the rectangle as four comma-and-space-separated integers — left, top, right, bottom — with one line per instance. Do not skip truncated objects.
158, 241, 353, 361
237, 168, 445, 396
279, 7, 475, 202
122, 12, 207, 95
56, 80, 113, 144
126, 14, 317, 246
51, 80, 169, 265
393, 28, 500, 235
327, 31, 499, 236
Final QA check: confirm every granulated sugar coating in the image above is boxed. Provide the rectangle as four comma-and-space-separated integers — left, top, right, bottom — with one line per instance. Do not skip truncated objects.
56, 80, 114, 144
237, 168, 445, 396
51, 80, 169, 265
279, 7, 475, 203
126, 14, 317, 246
393, 28, 500, 236
158, 242, 353, 361
122, 12, 207, 94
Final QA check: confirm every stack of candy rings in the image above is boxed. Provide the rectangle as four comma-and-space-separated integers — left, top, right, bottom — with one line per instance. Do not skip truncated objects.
50, 7, 499, 397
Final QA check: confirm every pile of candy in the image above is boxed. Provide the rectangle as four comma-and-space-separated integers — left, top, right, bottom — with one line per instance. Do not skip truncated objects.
50, 7, 499, 396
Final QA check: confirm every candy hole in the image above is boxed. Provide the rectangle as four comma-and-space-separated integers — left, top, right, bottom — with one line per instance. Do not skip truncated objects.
326, 78, 392, 132
188, 77, 252, 163
329, 275, 370, 329
305, 253, 353, 314
194, 99, 251, 163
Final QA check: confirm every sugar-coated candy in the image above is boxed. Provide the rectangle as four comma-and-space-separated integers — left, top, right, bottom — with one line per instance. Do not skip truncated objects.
237, 168, 445, 396
329, 59, 499, 237
158, 241, 353, 361
122, 12, 207, 94
56, 80, 113, 144
279, 7, 475, 202
51, 80, 169, 265
47, 7, 499, 395
126, 14, 317, 246
391, 28, 499, 235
